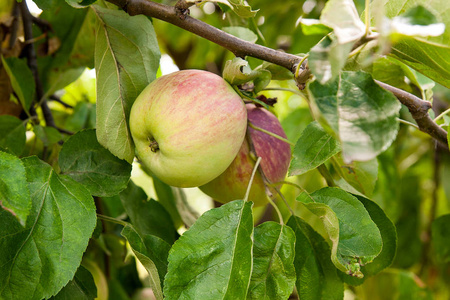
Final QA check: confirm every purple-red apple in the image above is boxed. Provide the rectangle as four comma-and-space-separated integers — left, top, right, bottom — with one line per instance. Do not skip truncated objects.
130, 70, 247, 188
200, 103, 291, 206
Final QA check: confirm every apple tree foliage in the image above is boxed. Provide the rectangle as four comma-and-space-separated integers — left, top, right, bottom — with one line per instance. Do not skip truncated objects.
0, 0, 450, 299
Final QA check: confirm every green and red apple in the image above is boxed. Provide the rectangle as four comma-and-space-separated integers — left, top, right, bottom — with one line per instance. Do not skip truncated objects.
200, 103, 291, 206
130, 70, 247, 188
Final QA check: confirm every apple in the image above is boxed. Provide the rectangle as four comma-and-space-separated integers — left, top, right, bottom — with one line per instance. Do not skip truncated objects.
130, 70, 247, 188
200, 103, 291, 206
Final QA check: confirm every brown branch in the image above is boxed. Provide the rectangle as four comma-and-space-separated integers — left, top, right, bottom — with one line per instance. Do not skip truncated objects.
105, 0, 300, 72
375, 80, 448, 146
19, 1, 56, 128
105, 0, 448, 146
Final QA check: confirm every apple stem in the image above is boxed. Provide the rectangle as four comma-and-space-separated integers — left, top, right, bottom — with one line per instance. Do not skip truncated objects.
248, 122, 295, 146
266, 192, 284, 225
243, 156, 262, 203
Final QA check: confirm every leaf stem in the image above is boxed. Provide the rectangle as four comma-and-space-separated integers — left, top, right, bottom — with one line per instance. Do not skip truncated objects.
397, 118, 419, 130
248, 122, 295, 146
434, 107, 450, 122
317, 164, 336, 187
244, 156, 262, 202
266, 192, 284, 225
272, 185, 294, 217
97, 214, 129, 227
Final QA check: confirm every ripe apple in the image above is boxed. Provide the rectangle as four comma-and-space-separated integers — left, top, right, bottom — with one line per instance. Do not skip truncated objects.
200, 103, 291, 206
129, 70, 247, 188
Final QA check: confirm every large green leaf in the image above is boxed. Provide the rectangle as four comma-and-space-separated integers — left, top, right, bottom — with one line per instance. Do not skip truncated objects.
121, 225, 171, 300
164, 200, 253, 299
308, 71, 401, 162
0, 115, 26, 156
59, 129, 132, 197
289, 121, 341, 176
431, 214, 450, 263
0, 156, 96, 299
287, 216, 344, 300
297, 187, 383, 278
49, 266, 97, 300
119, 181, 178, 244
247, 222, 296, 300
0, 151, 30, 226
339, 195, 397, 286
1, 56, 35, 112
371, 0, 450, 88
93, 5, 160, 163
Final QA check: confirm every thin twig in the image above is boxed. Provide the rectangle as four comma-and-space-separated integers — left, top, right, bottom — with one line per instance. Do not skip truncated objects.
8, 2, 20, 49
49, 95, 74, 109
244, 157, 262, 202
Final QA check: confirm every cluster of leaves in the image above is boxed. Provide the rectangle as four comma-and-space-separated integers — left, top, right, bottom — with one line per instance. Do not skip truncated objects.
0, 0, 450, 299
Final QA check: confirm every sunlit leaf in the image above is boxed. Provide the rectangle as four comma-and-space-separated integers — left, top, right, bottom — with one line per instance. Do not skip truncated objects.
59, 129, 131, 197
223, 57, 271, 93
93, 5, 160, 162
308, 71, 401, 162
297, 187, 383, 278
223, 26, 258, 43
189, 0, 258, 18
164, 200, 253, 299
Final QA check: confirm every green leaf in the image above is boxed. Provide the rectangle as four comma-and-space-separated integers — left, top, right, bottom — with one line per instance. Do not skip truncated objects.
308, 71, 401, 162
0, 151, 30, 226
164, 200, 253, 299
0, 156, 96, 299
65, 0, 97, 8
59, 129, 131, 197
223, 57, 271, 93
121, 225, 171, 300
320, 0, 365, 44
297, 187, 383, 278
93, 5, 160, 163
0, 115, 26, 156
328, 155, 378, 198
371, 0, 450, 88
33, 125, 62, 147
119, 181, 178, 244
339, 195, 397, 285
289, 121, 341, 176
49, 266, 97, 300
1, 56, 35, 112
300, 19, 332, 36
287, 216, 344, 300
222, 26, 258, 43
431, 214, 450, 263
247, 222, 296, 300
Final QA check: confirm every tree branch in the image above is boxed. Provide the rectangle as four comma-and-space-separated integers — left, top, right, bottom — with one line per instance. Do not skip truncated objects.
105, 0, 448, 147
106, 0, 300, 72
375, 80, 448, 146
20, 0, 56, 128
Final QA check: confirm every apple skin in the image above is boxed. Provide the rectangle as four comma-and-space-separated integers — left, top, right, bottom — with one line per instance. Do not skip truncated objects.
130, 70, 247, 188
200, 103, 291, 206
